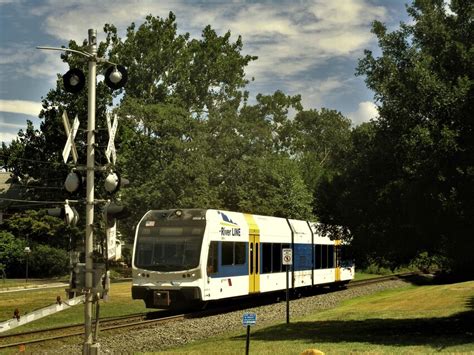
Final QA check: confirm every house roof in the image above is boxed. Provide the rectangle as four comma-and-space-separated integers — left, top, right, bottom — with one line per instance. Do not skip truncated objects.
0, 172, 22, 210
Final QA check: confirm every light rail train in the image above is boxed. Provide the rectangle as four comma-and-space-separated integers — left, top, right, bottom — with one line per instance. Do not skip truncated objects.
131, 209, 354, 309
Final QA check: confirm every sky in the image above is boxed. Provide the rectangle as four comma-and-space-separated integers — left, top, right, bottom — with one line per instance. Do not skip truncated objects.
0, 0, 411, 145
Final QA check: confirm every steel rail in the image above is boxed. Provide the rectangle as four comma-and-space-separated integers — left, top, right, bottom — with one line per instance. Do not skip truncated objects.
0, 312, 149, 341
0, 313, 186, 349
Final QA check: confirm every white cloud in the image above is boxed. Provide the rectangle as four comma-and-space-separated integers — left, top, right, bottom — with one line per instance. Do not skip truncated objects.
0, 44, 68, 88
287, 76, 348, 109
3, 0, 390, 116
26, 0, 387, 83
347, 101, 378, 126
0, 121, 27, 129
35, 1, 177, 42
0, 131, 19, 145
0, 100, 42, 116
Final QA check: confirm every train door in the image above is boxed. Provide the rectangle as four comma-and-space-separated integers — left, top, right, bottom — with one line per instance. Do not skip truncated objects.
245, 214, 260, 293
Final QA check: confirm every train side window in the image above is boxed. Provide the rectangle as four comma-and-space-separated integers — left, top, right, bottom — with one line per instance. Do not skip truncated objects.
207, 241, 218, 274
322, 245, 328, 269
315, 244, 322, 269
235, 242, 246, 265
262, 243, 272, 274
328, 245, 335, 268
272, 243, 282, 273
222, 242, 234, 265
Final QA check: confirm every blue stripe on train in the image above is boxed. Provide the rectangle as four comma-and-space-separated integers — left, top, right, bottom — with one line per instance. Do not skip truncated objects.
210, 242, 316, 278
211, 242, 249, 278
293, 244, 313, 271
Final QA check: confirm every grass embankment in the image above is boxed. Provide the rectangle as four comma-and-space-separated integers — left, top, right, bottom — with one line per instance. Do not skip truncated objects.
0, 281, 147, 335
352, 272, 385, 281
155, 280, 474, 354
0, 278, 67, 289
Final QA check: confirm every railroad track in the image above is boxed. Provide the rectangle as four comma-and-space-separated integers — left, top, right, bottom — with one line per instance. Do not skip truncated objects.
0, 311, 173, 349
0, 273, 413, 350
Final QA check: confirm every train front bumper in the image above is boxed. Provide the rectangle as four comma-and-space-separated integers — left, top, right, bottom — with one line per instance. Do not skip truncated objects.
132, 285, 202, 309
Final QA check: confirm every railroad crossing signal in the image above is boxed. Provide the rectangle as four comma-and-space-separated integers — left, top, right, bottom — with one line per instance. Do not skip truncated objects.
105, 113, 117, 165
282, 248, 292, 265
62, 112, 79, 164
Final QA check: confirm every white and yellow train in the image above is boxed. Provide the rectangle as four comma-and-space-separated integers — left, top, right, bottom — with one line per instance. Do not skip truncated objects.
131, 209, 354, 309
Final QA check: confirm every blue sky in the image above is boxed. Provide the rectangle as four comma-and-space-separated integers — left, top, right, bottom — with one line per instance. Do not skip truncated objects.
0, 0, 410, 144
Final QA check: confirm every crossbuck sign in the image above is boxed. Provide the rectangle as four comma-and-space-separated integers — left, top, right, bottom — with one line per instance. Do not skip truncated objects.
62, 112, 79, 164
105, 113, 118, 165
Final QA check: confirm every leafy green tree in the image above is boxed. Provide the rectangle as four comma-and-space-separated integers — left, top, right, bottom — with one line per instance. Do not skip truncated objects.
206, 91, 311, 218
321, 0, 473, 272
104, 13, 257, 112
2, 210, 81, 250
3, 12, 316, 250
292, 109, 352, 213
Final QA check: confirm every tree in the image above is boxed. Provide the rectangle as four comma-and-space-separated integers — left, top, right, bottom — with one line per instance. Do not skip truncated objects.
104, 13, 257, 113
2, 12, 316, 251
326, 0, 473, 272
2, 210, 81, 250
292, 108, 352, 214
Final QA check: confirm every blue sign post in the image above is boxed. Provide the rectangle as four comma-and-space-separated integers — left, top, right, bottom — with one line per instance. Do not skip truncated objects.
242, 313, 257, 355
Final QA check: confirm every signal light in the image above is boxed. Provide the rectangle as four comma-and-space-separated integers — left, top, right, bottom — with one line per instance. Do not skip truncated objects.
64, 171, 83, 193
104, 201, 129, 261
104, 65, 128, 90
47, 204, 79, 226
104, 172, 129, 194
104, 201, 129, 225
63, 68, 85, 93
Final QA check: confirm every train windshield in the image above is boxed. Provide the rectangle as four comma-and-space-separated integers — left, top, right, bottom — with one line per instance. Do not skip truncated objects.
134, 215, 205, 272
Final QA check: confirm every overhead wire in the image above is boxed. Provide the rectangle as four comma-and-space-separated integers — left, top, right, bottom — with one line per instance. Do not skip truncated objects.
0, 197, 64, 204
0, 153, 63, 166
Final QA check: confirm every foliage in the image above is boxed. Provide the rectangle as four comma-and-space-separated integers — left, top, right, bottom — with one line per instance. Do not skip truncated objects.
28, 244, 69, 278
2, 210, 81, 250
0, 231, 27, 278
7, 4, 472, 277
319, 0, 474, 273
104, 13, 257, 113
292, 108, 352, 215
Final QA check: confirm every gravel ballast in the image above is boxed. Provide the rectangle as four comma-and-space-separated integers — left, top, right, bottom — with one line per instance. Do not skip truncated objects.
48, 279, 409, 354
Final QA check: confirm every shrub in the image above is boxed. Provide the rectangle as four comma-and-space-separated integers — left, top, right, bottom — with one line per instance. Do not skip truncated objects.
0, 231, 27, 278
29, 244, 69, 277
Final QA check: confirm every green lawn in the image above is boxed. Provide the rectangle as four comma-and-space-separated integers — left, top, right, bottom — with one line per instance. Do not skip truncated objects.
0, 277, 68, 289
352, 272, 385, 281
0, 281, 148, 335
154, 281, 474, 354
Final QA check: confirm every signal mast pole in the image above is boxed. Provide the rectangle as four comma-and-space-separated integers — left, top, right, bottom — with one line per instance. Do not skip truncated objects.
84, 29, 97, 355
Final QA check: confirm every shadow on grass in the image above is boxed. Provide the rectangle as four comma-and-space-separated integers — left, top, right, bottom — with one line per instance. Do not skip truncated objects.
235, 311, 474, 350
400, 273, 474, 286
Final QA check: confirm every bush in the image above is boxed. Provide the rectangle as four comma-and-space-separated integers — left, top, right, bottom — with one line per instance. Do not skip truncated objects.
0, 231, 27, 278
410, 252, 447, 274
29, 244, 69, 277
